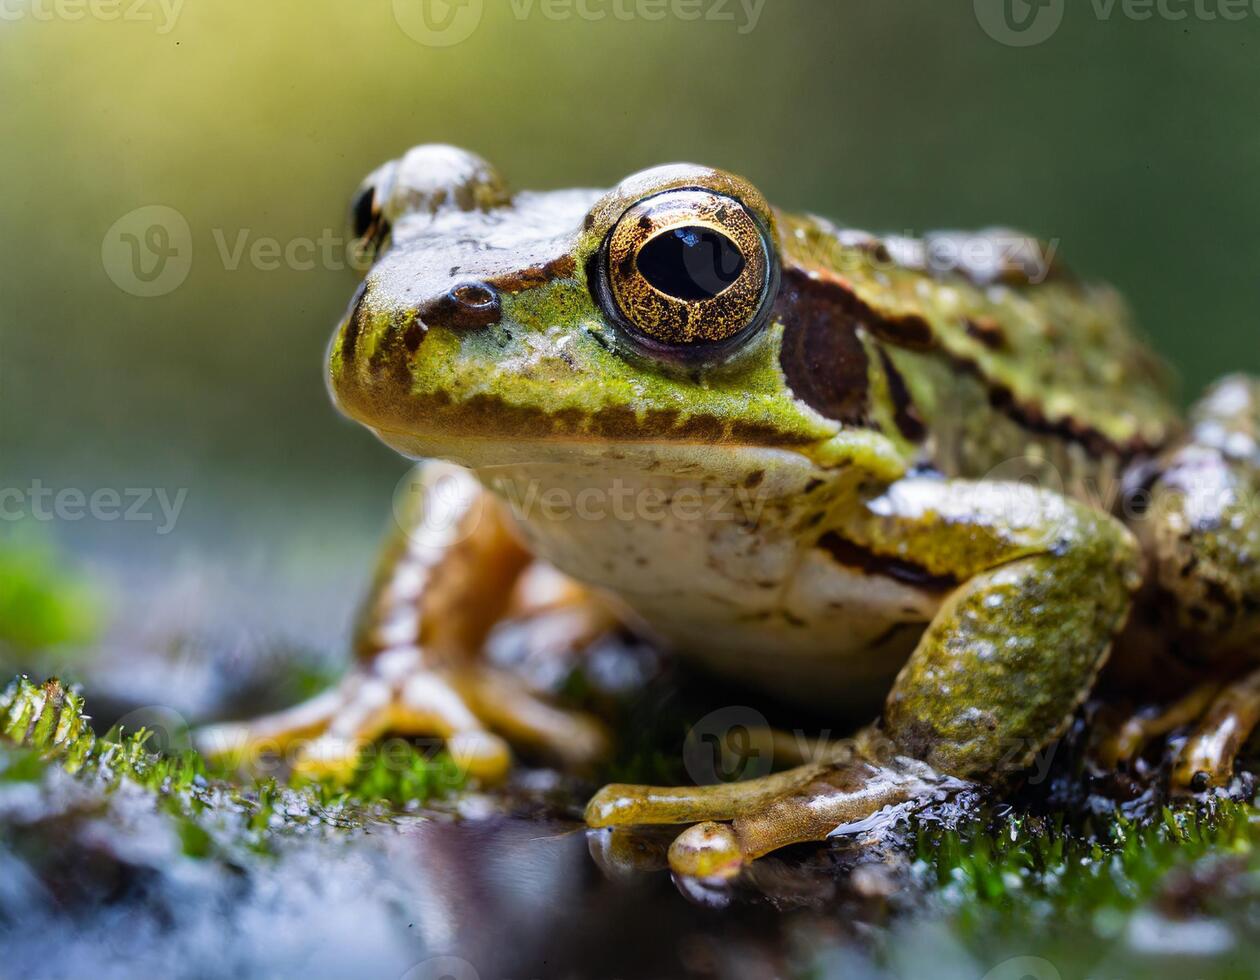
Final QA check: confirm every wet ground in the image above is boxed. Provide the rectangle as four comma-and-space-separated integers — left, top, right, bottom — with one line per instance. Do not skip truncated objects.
0, 527, 899, 979
4, 516, 1260, 980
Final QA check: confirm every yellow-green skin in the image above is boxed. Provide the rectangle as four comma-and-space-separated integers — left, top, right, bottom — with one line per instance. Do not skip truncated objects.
331, 145, 1260, 784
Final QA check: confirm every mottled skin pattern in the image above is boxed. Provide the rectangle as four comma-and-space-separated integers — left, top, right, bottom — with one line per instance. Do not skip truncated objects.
199, 145, 1260, 878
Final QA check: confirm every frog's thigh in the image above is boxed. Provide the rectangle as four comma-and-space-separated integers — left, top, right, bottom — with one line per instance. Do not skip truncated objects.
1129, 375, 1260, 648
1116, 376, 1260, 790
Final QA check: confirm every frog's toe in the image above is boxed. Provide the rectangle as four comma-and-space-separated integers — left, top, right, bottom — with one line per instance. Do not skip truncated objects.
668, 822, 743, 879
286, 667, 515, 782
457, 666, 611, 770
586, 755, 962, 878
194, 677, 362, 774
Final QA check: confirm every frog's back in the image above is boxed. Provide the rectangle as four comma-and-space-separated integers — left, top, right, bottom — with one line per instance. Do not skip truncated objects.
774, 212, 1182, 496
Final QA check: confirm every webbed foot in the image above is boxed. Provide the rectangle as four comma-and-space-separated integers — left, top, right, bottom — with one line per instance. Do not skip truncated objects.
1093, 668, 1260, 794
196, 645, 609, 782
1171, 666, 1260, 792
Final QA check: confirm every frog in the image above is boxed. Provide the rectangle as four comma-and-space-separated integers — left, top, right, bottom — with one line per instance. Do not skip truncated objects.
198, 144, 1260, 879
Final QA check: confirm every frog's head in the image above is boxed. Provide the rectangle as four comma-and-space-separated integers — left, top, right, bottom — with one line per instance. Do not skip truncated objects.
329, 144, 900, 478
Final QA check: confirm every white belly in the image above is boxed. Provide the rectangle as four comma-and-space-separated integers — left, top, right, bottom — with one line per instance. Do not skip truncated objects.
474, 444, 942, 713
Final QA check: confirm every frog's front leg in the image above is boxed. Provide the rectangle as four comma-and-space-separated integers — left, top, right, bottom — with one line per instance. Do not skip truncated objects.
196, 462, 610, 781
586, 478, 1141, 877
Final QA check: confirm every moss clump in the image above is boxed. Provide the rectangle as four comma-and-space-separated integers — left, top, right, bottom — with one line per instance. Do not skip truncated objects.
915, 804, 1257, 925
303, 740, 466, 808
870, 801, 1260, 979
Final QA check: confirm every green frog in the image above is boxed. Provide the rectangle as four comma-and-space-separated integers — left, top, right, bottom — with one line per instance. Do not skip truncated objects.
200, 145, 1260, 878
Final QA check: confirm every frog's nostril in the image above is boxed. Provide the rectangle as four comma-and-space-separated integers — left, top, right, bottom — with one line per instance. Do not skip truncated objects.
452, 282, 496, 310
432, 280, 501, 331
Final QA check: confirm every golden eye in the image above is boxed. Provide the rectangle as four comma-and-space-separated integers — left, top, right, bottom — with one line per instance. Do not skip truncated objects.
597, 189, 777, 357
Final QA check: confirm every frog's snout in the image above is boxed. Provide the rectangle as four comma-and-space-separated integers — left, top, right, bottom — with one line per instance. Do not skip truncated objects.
336, 273, 501, 371
328, 267, 508, 435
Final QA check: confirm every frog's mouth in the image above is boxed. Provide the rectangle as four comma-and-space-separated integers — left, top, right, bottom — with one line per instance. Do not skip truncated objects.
357, 409, 822, 478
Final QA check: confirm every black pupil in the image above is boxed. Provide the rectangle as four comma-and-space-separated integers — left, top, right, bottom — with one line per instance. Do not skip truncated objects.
636, 226, 746, 301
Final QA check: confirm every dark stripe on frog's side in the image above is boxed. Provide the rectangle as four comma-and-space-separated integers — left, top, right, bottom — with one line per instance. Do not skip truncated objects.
975, 369, 1136, 459
876, 347, 927, 443
775, 250, 1174, 462
817, 531, 959, 592
964, 315, 1008, 351
938, 341, 1176, 460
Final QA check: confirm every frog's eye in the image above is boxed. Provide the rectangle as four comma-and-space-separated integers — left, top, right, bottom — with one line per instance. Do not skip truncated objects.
597, 189, 778, 359
348, 161, 397, 268
350, 183, 377, 241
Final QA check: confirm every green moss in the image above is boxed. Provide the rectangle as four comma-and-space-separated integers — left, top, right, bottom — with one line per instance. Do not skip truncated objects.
914, 803, 1256, 921
0, 676, 466, 860
871, 800, 1260, 978
292, 739, 466, 809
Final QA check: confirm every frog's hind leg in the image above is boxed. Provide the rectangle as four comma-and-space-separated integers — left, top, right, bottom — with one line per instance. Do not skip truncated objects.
1120, 375, 1260, 790
1130, 375, 1260, 649
196, 462, 610, 781
587, 477, 1140, 877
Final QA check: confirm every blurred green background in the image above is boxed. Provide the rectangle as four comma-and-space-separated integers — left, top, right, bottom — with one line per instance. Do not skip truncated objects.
2, 0, 1259, 667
